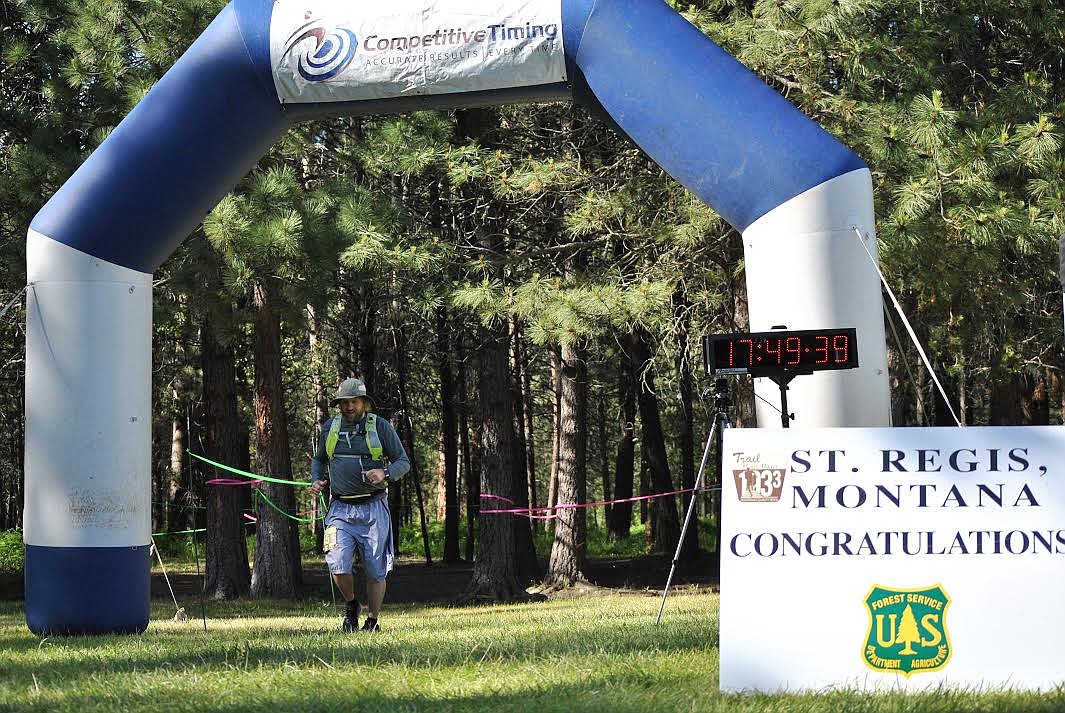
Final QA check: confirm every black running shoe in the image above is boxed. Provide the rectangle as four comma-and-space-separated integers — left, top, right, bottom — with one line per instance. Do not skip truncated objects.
341, 601, 361, 632
361, 617, 380, 632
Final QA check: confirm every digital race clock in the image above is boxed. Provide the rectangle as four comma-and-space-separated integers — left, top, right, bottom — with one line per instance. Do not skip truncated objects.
702, 328, 859, 377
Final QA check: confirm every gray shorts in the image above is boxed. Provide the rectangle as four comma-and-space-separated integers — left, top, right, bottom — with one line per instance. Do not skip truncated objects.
323, 498, 394, 582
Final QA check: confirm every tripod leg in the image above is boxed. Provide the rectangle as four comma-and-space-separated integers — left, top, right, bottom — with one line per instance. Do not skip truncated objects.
655, 417, 718, 624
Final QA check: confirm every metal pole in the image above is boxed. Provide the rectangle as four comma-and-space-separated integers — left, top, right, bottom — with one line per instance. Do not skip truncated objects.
656, 417, 719, 625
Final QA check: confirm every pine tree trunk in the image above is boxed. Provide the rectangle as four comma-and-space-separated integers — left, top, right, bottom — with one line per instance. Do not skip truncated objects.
436, 431, 448, 522
1024, 371, 1050, 425
628, 329, 681, 554
608, 347, 636, 540
457, 332, 477, 562
436, 314, 461, 561
547, 346, 562, 515
887, 337, 909, 428
358, 288, 377, 390
151, 422, 167, 534
201, 311, 251, 600
462, 323, 527, 601
455, 107, 521, 593
509, 323, 540, 584
518, 327, 538, 518
336, 278, 378, 386
250, 280, 300, 598
1050, 370, 1064, 424
596, 394, 611, 525
167, 306, 196, 532
512, 452, 541, 585
915, 366, 928, 426
511, 320, 538, 534
306, 303, 328, 553
168, 414, 186, 530
2, 392, 20, 528
639, 455, 650, 526
608, 237, 637, 537
392, 299, 432, 565
431, 183, 461, 561
674, 288, 700, 561
0, 352, 24, 529
547, 340, 588, 587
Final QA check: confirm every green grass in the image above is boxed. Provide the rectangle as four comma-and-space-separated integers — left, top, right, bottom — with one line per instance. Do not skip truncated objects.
1, 592, 1062, 712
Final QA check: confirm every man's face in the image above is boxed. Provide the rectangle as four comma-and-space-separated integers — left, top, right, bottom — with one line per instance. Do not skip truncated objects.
339, 397, 367, 422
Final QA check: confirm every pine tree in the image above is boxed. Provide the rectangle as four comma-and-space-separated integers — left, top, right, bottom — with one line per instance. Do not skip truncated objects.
896, 604, 921, 655
204, 165, 320, 598
701, 0, 1065, 422
0, 0, 223, 530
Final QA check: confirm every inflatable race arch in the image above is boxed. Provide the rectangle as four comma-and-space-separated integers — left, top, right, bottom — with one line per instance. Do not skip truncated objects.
24, 0, 890, 634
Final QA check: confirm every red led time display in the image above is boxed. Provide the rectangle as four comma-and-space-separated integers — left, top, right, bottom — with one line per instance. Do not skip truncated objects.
703, 328, 859, 376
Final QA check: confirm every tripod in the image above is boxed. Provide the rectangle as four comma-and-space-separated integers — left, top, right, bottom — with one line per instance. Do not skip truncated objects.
656, 378, 732, 624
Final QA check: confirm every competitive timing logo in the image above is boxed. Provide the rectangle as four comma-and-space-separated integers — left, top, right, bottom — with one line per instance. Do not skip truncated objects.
282, 18, 358, 82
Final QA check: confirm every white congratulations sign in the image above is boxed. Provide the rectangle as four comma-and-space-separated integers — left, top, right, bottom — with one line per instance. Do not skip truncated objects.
720, 426, 1065, 692
270, 0, 566, 104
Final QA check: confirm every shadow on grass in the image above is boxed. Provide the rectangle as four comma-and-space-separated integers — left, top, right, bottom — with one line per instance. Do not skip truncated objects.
0, 596, 718, 685
2, 595, 1063, 713
3, 654, 1065, 713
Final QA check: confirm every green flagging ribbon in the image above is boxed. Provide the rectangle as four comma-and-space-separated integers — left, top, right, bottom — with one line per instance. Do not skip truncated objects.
151, 494, 325, 534
254, 488, 325, 524
188, 450, 310, 487
177, 451, 327, 524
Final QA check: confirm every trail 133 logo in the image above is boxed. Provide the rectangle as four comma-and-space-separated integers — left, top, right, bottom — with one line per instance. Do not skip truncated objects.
863, 584, 952, 676
730, 452, 789, 502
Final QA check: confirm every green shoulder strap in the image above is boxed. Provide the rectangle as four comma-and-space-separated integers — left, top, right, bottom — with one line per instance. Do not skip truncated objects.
325, 415, 341, 459
364, 413, 384, 461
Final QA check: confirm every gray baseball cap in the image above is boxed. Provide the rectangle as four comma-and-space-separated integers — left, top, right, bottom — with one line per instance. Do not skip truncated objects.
330, 377, 375, 409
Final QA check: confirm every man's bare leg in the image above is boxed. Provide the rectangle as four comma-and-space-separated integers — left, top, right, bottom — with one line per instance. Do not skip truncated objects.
333, 572, 356, 603
367, 580, 386, 619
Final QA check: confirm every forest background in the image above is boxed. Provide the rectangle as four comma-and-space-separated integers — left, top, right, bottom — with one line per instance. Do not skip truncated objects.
1, 0, 1063, 600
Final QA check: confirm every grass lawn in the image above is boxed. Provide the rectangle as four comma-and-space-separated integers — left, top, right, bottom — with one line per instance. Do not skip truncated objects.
1, 587, 1063, 713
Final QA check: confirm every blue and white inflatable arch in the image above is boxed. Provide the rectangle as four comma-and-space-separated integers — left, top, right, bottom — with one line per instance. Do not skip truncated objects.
24, 0, 890, 634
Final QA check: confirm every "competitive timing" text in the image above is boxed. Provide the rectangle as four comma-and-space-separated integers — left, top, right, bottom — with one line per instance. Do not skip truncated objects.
362, 22, 559, 53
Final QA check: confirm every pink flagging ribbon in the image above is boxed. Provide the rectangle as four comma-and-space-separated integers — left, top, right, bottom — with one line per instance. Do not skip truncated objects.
479, 494, 556, 520
479, 485, 721, 519
205, 478, 264, 487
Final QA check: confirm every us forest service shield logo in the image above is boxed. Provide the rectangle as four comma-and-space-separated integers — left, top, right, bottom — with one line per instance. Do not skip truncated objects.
863, 584, 952, 676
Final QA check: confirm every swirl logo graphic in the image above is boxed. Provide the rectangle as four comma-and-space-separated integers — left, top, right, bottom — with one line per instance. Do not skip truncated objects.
283, 20, 358, 82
